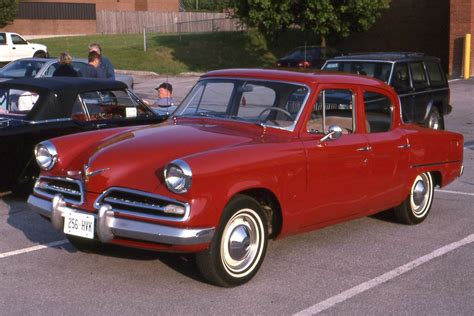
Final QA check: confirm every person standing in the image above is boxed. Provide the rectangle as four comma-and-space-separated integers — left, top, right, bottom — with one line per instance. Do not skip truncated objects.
52, 52, 79, 77
80, 51, 100, 78
88, 42, 115, 80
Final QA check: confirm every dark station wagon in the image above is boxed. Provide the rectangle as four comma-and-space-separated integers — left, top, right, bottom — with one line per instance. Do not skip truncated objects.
322, 53, 451, 130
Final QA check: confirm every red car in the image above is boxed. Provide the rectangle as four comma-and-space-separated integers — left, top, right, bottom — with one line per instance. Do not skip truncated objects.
28, 69, 464, 287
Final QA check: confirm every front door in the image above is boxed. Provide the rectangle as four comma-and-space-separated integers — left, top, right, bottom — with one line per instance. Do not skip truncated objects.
301, 85, 370, 227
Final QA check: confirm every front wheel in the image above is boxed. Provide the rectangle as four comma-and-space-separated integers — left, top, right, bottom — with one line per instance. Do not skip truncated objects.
394, 172, 434, 225
196, 195, 268, 287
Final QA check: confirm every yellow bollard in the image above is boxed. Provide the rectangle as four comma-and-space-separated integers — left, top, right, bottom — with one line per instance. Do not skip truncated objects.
463, 33, 471, 79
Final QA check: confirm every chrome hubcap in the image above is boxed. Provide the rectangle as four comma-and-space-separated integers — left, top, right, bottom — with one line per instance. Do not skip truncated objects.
410, 173, 432, 218
221, 208, 264, 278
412, 180, 427, 206
228, 225, 251, 261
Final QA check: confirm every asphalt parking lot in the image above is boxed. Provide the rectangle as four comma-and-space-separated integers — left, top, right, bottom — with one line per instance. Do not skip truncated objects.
0, 78, 473, 315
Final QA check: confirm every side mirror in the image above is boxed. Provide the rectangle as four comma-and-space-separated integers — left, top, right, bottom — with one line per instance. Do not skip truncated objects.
320, 125, 343, 142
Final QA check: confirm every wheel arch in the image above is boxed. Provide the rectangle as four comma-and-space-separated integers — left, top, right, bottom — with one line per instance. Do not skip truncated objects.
234, 188, 283, 239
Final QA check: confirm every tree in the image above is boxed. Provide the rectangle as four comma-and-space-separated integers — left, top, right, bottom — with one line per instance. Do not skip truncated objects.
232, 0, 389, 46
0, 0, 18, 28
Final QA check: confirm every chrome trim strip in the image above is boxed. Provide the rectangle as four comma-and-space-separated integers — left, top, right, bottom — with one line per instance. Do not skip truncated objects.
398, 87, 449, 98
94, 187, 191, 222
27, 194, 213, 246
33, 176, 84, 205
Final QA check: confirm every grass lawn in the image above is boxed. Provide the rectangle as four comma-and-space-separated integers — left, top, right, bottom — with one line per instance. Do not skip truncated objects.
35, 30, 320, 74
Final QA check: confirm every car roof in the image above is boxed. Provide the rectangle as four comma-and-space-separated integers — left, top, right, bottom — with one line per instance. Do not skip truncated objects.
202, 68, 391, 89
0, 77, 127, 93
329, 52, 440, 62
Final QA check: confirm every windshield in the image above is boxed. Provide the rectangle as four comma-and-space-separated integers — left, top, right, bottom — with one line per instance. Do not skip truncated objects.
323, 61, 393, 83
0, 60, 46, 78
174, 79, 309, 130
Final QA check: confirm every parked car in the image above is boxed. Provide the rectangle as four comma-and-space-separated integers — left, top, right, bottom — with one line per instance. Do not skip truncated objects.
321, 52, 450, 130
0, 32, 48, 64
276, 45, 339, 69
0, 77, 167, 194
28, 69, 464, 287
0, 57, 134, 90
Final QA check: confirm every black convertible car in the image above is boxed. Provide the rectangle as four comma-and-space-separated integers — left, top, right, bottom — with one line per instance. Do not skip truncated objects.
0, 77, 167, 194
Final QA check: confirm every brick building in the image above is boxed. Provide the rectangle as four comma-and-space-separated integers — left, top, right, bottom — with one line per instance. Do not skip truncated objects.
0, 0, 179, 35
335, 0, 473, 78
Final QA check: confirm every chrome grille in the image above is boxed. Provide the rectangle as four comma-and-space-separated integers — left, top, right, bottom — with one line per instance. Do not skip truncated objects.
34, 176, 83, 204
95, 188, 189, 222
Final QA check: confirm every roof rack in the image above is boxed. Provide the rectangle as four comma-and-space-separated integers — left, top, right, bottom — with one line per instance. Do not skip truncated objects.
346, 52, 426, 57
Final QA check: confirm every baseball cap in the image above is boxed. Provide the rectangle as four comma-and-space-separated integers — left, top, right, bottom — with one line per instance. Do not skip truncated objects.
155, 82, 173, 93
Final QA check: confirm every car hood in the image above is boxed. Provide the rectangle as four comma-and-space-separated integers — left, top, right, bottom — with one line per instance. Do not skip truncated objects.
81, 120, 262, 193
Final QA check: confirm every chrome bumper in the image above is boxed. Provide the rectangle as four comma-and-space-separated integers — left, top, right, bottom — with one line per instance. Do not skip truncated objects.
27, 194, 215, 246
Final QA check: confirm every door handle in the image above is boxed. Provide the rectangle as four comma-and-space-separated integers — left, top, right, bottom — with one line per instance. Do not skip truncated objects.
356, 146, 372, 152
397, 143, 411, 149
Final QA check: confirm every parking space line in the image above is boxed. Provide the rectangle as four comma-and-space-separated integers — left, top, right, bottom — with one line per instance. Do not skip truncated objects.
293, 234, 474, 315
0, 239, 69, 259
436, 189, 474, 197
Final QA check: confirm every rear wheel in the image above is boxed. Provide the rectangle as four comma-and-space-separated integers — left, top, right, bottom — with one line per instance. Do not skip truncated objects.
196, 195, 268, 287
394, 172, 434, 225
425, 107, 444, 130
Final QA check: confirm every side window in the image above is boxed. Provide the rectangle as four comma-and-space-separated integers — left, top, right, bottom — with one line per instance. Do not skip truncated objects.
0, 33, 6, 45
425, 61, 445, 87
11, 35, 27, 45
363, 91, 392, 133
391, 63, 411, 92
409, 62, 428, 89
307, 89, 354, 134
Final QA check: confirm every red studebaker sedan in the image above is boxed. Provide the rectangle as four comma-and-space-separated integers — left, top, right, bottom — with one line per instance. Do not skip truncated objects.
28, 69, 464, 287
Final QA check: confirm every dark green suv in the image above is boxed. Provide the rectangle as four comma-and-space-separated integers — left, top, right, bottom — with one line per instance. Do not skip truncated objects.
322, 53, 451, 130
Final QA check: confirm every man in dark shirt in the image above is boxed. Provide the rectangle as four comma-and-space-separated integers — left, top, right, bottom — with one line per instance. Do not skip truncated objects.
88, 42, 115, 80
80, 51, 100, 78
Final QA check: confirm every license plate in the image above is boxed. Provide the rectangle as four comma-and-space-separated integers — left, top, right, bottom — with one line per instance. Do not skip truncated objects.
64, 211, 95, 239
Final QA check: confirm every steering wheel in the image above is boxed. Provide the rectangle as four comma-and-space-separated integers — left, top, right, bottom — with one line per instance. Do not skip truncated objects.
256, 107, 293, 124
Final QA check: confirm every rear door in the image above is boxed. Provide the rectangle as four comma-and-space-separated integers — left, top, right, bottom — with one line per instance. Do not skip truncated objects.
361, 87, 410, 211
408, 61, 431, 123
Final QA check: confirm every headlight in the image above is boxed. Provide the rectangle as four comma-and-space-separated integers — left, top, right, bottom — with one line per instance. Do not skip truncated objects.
34, 141, 58, 171
164, 160, 192, 194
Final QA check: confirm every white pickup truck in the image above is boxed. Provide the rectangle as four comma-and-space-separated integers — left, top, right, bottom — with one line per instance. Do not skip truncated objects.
0, 32, 48, 64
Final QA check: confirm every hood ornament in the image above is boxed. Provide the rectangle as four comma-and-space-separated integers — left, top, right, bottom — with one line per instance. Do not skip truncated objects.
83, 164, 109, 182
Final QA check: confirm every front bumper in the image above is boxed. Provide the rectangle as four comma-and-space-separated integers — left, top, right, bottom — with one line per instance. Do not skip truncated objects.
28, 194, 215, 246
